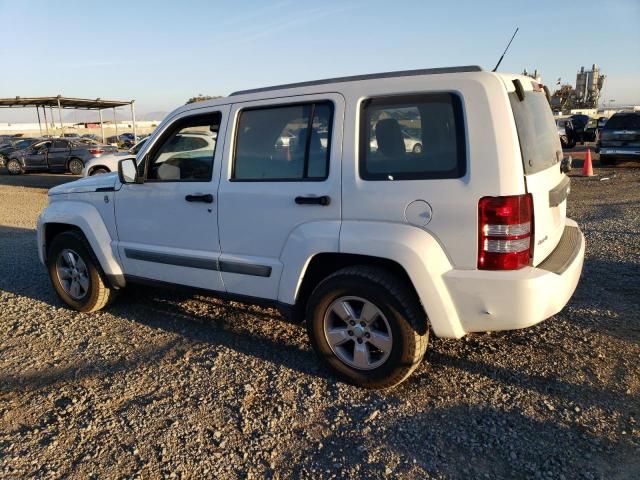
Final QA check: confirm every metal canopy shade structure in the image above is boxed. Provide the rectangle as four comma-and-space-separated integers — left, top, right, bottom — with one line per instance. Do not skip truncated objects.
0, 95, 137, 144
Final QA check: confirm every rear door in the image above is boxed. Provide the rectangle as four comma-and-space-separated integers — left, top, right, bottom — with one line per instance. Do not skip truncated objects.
505, 78, 567, 265
217, 94, 343, 300
47, 139, 71, 170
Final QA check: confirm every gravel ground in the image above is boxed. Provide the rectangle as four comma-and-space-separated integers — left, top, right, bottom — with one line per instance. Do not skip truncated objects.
0, 165, 638, 479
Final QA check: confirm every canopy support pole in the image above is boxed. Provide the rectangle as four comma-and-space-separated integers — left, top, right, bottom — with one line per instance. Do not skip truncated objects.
36, 107, 42, 136
113, 107, 118, 138
57, 96, 65, 136
99, 109, 105, 144
43, 106, 50, 137
130, 100, 137, 143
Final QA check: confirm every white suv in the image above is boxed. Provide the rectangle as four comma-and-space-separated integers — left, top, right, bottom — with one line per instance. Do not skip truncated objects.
36, 66, 584, 388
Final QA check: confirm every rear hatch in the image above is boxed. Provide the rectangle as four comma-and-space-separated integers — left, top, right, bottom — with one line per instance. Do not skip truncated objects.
503, 76, 568, 266
600, 113, 640, 148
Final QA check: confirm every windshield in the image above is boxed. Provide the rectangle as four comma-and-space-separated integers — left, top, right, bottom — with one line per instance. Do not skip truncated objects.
509, 91, 560, 175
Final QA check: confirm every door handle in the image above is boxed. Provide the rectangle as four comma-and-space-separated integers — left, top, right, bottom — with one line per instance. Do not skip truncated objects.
185, 193, 214, 203
295, 195, 331, 206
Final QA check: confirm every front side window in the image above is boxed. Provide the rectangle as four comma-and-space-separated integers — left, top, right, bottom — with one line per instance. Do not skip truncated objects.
233, 101, 333, 181
146, 113, 219, 182
360, 93, 466, 181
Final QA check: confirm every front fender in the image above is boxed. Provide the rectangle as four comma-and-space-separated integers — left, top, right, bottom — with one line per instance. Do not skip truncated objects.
340, 221, 465, 338
37, 200, 125, 286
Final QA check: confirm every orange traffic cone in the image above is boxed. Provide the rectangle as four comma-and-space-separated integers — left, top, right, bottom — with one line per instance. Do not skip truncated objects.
581, 148, 594, 177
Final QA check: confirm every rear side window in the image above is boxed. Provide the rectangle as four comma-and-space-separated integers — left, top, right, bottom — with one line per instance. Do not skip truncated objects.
509, 91, 559, 175
233, 102, 333, 181
359, 93, 466, 181
605, 114, 640, 130
52, 140, 68, 149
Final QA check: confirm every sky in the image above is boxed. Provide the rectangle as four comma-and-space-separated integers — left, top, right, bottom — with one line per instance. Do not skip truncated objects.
0, 0, 638, 122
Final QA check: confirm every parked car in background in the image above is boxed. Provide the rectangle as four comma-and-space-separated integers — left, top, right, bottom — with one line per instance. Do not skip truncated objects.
0, 134, 22, 146
83, 132, 216, 176
556, 118, 576, 149
83, 137, 148, 176
597, 112, 640, 165
597, 116, 608, 130
62, 133, 81, 138
82, 134, 101, 142
370, 129, 423, 153
569, 114, 594, 143
107, 133, 136, 149
4, 138, 117, 175
0, 137, 40, 167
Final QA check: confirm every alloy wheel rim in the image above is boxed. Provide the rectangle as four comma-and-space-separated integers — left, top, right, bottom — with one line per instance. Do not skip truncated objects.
7, 160, 20, 174
323, 296, 393, 370
70, 160, 82, 175
56, 249, 90, 300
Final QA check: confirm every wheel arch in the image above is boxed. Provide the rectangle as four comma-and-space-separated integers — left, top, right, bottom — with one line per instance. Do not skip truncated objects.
37, 202, 125, 288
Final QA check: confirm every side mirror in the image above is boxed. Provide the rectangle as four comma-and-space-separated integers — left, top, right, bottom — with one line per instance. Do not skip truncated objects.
118, 158, 142, 184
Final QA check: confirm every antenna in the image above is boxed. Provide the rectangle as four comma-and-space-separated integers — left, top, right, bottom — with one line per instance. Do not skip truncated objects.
492, 27, 519, 72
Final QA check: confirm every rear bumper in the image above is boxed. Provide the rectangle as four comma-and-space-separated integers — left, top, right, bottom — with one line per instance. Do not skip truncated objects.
443, 219, 584, 334
599, 147, 640, 159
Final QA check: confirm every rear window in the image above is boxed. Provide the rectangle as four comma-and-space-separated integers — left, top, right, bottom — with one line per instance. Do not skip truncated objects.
509, 91, 559, 175
604, 114, 640, 130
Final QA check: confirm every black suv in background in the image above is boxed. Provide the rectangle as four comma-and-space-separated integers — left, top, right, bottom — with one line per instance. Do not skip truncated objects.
598, 112, 640, 165
4, 138, 117, 175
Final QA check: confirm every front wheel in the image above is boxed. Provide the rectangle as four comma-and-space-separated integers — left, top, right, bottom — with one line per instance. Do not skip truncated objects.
412, 143, 423, 154
306, 266, 429, 389
68, 158, 84, 175
47, 230, 116, 312
6, 159, 23, 175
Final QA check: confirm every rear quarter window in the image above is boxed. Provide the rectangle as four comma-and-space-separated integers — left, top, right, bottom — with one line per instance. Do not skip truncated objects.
359, 93, 466, 181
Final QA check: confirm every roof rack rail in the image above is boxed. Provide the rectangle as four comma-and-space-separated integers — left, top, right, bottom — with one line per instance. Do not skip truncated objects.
230, 65, 483, 96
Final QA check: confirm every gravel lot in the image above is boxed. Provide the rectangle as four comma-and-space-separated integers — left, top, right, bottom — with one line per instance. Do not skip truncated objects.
0, 164, 638, 479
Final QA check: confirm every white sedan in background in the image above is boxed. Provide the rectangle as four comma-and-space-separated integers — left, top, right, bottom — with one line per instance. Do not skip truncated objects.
82, 138, 148, 176
82, 132, 217, 177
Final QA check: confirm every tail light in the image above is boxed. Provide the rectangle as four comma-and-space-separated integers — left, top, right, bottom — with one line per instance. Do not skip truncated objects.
478, 194, 533, 270
88, 148, 104, 155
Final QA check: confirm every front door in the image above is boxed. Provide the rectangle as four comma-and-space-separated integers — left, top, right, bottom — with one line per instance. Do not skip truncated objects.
217, 94, 344, 300
114, 107, 229, 291
24, 140, 51, 169
47, 139, 71, 171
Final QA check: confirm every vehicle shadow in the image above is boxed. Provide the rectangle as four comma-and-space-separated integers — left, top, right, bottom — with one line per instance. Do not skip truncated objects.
290, 404, 638, 479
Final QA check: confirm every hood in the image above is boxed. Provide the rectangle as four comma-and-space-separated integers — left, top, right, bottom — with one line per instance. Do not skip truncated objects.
49, 172, 118, 196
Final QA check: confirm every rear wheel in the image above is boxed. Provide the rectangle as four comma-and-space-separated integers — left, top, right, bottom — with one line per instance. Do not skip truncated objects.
68, 158, 84, 175
306, 266, 428, 389
47, 230, 116, 312
6, 159, 22, 175
412, 143, 423, 154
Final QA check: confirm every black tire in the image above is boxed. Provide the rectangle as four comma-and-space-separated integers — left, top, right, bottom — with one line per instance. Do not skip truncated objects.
68, 158, 84, 175
6, 158, 23, 175
412, 143, 423, 154
599, 155, 616, 166
90, 167, 110, 176
47, 230, 116, 312
306, 265, 429, 389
